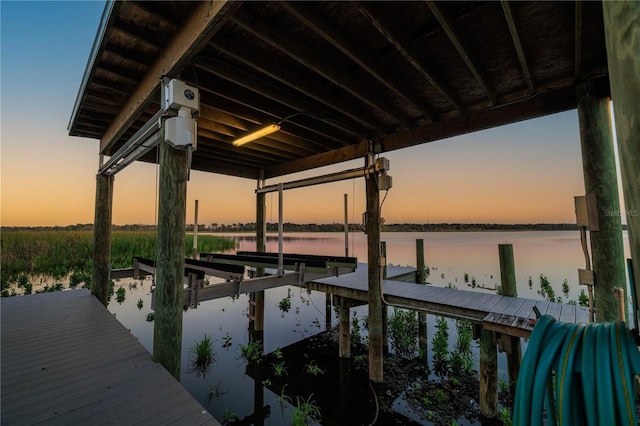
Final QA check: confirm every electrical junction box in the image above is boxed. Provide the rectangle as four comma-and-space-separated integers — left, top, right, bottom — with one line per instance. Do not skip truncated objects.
163, 78, 199, 115
374, 157, 390, 173
164, 116, 197, 150
378, 174, 392, 190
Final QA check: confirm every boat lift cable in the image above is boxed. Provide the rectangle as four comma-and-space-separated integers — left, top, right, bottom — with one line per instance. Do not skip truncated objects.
513, 315, 640, 426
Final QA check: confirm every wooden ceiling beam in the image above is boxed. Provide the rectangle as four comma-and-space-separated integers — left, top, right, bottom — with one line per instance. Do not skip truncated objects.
95, 63, 143, 85
356, 2, 464, 114
128, 2, 179, 30
201, 81, 353, 152
110, 24, 162, 52
193, 57, 362, 140
383, 85, 578, 152
210, 35, 383, 134
265, 84, 580, 179
265, 139, 368, 179
574, 1, 583, 82
189, 156, 261, 180
199, 105, 318, 157
197, 80, 346, 151
426, 1, 497, 105
196, 133, 292, 165
197, 124, 300, 161
90, 77, 132, 97
280, 2, 436, 122
501, 1, 535, 94
229, 9, 410, 128
100, 0, 237, 154
104, 44, 154, 69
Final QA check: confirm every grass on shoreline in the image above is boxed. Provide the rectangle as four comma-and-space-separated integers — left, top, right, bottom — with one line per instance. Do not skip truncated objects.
1, 230, 236, 293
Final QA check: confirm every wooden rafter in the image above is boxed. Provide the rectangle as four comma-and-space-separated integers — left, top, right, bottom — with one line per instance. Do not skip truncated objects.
356, 2, 464, 113
280, 2, 435, 122
100, 0, 236, 154
501, 1, 535, 94
110, 24, 162, 51
264, 84, 581, 179
193, 57, 361, 140
426, 1, 497, 105
210, 35, 384, 134
195, 74, 347, 149
574, 1, 583, 82
229, 8, 410, 128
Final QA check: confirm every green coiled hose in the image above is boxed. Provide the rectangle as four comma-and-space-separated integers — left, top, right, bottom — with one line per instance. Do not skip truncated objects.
514, 315, 640, 426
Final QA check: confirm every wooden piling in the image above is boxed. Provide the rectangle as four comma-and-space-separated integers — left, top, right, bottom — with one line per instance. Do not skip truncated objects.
416, 239, 427, 364
92, 173, 113, 306
153, 138, 188, 380
252, 190, 266, 331
601, 3, 640, 313
339, 297, 351, 358
577, 80, 627, 322
498, 244, 521, 385
479, 328, 497, 418
366, 164, 384, 383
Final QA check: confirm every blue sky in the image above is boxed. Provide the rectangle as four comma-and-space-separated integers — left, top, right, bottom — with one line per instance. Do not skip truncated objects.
0, 1, 619, 227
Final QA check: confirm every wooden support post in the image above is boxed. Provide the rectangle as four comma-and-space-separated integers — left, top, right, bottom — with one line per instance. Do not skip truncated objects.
153, 138, 188, 380
192, 199, 198, 259
92, 173, 113, 306
381, 241, 388, 353
498, 244, 521, 386
602, 3, 640, 314
416, 239, 427, 364
339, 297, 351, 358
344, 193, 349, 257
577, 80, 627, 322
366, 156, 384, 383
326, 293, 332, 330
479, 328, 497, 418
252, 189, 266, 331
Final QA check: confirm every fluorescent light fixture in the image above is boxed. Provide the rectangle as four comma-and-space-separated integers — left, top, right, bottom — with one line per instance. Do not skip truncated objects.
232, 123, 280, 146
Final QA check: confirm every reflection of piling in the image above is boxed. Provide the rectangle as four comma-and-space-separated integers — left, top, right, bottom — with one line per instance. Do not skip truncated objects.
381, 241, 388, 354
252, 190, 266, 331
498, 244, 522, 387
339, 358, 352, 416
416, 239, 428, 365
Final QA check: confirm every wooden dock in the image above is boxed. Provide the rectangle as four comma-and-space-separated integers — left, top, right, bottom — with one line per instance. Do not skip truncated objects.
306, 264, 589, 338
1, 289, 219, 426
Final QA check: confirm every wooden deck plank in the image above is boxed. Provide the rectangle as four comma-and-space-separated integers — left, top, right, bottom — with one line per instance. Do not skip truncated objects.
309, 263, 585, 337
544, 301, 563, 320
1, 290, 219, 426
498, 297, 527, 316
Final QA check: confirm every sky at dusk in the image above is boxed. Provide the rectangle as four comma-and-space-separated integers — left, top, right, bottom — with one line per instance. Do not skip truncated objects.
0, 1, 623, 227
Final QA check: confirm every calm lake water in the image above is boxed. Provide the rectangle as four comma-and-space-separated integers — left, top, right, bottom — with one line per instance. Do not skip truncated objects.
107, 230, 631, 425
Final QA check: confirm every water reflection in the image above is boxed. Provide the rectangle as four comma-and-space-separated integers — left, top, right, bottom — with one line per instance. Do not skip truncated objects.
108, 231, 630, 425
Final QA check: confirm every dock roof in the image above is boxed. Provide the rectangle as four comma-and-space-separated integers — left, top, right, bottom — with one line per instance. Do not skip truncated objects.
68, 1, 609, 179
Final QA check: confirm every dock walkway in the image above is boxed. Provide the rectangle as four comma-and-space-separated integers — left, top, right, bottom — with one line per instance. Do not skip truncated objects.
1, 289, 219, 426
307, 264, 589, 337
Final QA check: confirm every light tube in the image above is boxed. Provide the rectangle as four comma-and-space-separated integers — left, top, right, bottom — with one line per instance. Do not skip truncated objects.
232, 124, 280, 146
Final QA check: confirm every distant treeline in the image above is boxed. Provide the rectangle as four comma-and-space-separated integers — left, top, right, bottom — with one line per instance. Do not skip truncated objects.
2, 222, 600, 233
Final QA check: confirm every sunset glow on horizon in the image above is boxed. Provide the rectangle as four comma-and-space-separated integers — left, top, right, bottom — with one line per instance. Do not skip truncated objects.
0, 2, 621, 229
